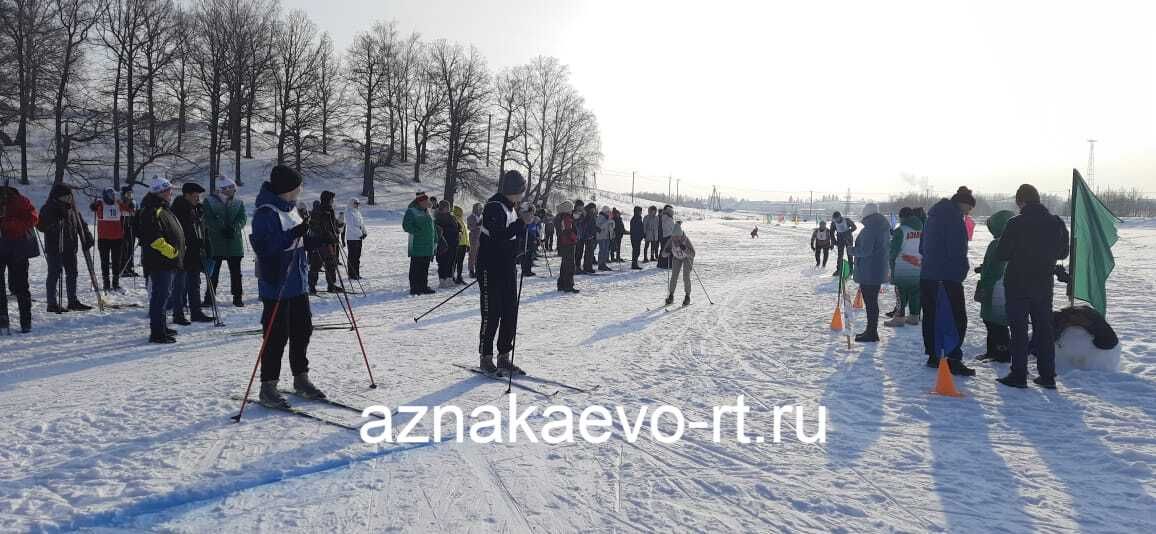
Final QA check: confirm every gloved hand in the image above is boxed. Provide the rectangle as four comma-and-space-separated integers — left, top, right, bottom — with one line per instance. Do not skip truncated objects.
361, 233, 367, 240
292, 222, 309, 239
150, 238, 178, 260
974, 266, 983, 274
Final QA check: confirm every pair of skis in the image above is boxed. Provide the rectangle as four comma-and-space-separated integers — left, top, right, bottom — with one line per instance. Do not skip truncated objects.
451, 363, 599, 397
232, 390, 390, 431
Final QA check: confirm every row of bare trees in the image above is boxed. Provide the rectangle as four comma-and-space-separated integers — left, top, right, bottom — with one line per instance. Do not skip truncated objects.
0, 0, 602, 205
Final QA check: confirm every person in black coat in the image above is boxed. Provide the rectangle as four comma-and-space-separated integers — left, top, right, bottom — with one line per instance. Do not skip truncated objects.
629, 206, 644, 270
308, 190, 344, 293
36, 184, 93, 313
138, 178, 186, 342
169, 182, 214, 324
477, 170, 529, 375
434, 200, 459, 288
996, 184, 1069, 389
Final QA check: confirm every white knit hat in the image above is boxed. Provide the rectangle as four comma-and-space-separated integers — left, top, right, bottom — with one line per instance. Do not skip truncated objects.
149, 177, 173, 194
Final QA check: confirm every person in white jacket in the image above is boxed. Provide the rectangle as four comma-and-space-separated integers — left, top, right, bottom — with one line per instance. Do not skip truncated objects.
596, 205, 614, 271
345, 198, 367, 280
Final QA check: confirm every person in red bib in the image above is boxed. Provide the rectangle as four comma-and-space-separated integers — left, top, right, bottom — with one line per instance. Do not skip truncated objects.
91, 188, 126, 291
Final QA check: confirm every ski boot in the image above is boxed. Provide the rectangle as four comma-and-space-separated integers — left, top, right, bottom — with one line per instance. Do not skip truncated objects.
496, 353, 525, 376
68, 300, 93, 312
480, 354, 498, 374
259, 380, 290, 409
683, 294, 691, 306
293, 372, 327, 400
665, 294, 674, 306
948, 358, 976, 377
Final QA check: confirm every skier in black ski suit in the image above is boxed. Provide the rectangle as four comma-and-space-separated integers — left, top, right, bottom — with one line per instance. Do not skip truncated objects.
477, 170, 529, 375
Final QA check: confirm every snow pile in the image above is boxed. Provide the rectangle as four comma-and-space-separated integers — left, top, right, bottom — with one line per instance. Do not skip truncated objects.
1055, 326, 1122, 373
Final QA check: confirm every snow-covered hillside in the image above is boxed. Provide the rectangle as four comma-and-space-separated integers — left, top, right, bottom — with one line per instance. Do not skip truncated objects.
2, 193, 1154, 531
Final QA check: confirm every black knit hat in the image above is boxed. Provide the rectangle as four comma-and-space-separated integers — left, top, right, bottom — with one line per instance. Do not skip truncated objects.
951, 186, 977, 207
50, 184, 72, 200
182, 182, 205, 194
269, 165, 303, 195
321, 190, 335, 205
499, 170, 526, 195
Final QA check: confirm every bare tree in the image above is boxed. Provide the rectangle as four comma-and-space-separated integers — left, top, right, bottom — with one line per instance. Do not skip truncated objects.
189, 0, 228, 186
493, 65, 526, 180
345, 22, 390, 203
428, 39, 490, 205
271, 9, 322, 171
313, 32, 345, 156
1, 0, 57, 185
406, 41, 446, 183
47, 0, 101, 184
161, 4, 193, 152
135, 0, 174, 151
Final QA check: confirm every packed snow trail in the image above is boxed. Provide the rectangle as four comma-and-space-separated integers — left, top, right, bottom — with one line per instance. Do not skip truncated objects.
2, 217, 1155, 532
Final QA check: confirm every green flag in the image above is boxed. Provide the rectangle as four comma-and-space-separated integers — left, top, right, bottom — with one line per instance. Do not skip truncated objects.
839, 259, 852, 281
1069, 169, 1119, 315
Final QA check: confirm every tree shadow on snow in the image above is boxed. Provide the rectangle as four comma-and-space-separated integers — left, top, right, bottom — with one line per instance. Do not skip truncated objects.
578, 307, 670, 347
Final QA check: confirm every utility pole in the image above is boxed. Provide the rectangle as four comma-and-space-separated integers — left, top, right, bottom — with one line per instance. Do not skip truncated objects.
668, 175, 672, 202
1087, 139, 1097, 191
631, 171, 635, 204
810, 190, 814, 225
485, 114, 492, 167
676, 178, 680, 205
845, 188, 851, 215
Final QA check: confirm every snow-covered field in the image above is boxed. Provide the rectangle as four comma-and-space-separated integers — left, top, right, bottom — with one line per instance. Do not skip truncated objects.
2, 188, 1155, 532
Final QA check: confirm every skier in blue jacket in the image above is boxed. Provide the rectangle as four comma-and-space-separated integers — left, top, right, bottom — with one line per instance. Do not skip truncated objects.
249, 165, 326, 408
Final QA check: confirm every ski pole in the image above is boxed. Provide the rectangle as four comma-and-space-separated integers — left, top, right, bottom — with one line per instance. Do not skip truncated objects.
691, 265, 714, 305
339, 244, 366, 295
413, 278, 477, 322
203, 267, 225, 327
507, 226, 531, 395
333, 253, 377, 389
539, 241, 553, 278
71, 193, 105, 312
233, 236, 304, 424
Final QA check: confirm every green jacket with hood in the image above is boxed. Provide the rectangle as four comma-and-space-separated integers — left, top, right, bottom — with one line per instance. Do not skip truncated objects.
977, 210, 1014, 325
402, 199, 436, 257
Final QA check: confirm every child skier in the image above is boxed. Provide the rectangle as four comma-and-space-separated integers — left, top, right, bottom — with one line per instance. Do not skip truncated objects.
663, 222, 696, 306
974, 210, 1015, 362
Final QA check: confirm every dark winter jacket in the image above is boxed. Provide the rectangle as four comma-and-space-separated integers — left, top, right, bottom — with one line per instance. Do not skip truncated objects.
0, 186, 40, 260
435, 210, 458, 255
852, 212, 891, 285
919, 198, 969, 282
997, 202, 1069, 298
579, 205, 599, 240
629, 214, 644, 243
250, 183, 310, 300
1053, 305, 1118, 350
203, 194, 247, 258
171, 196, 207, 272
137, 192, 186, 273
309, 203, 342, 246
37, 190, 93, 256
477, 193, 526, 274
613, 215, 626, 240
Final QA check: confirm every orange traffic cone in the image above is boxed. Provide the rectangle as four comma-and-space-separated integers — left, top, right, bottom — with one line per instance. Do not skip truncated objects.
830, 301, 844, 331
931, 358, 964, 397
853, 288, 864, 309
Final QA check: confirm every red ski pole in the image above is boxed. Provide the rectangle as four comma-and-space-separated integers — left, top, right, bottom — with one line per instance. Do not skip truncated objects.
334, 254, 376, 389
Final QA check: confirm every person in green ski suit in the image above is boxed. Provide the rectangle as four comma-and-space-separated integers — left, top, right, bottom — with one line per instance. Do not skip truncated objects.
974, 210, 1014, 362
202, 177, 248, 307
402, 191, 437, 295
885, 208, 924, 327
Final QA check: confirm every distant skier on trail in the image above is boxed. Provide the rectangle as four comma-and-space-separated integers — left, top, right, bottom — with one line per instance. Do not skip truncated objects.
810, 221, 832, 268
477, 170, 529, 375
751, 226, 759, 238
830, 211, 856, 276
250, 165, 326, 407
663, 221, 696, 307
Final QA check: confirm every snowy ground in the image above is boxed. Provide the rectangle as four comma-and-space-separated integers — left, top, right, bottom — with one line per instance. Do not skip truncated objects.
2, 193, 1155, 532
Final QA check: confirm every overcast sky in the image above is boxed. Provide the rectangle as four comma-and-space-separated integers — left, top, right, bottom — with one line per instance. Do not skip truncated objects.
284, 0, 1156, 200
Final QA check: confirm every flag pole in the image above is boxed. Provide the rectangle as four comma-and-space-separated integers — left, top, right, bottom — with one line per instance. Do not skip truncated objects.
1068, 170, 1079, 308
